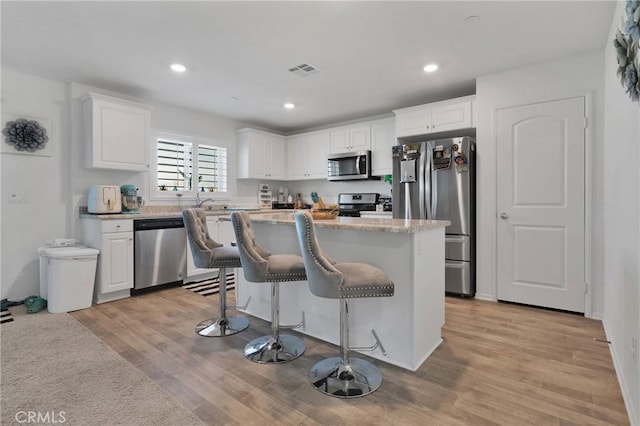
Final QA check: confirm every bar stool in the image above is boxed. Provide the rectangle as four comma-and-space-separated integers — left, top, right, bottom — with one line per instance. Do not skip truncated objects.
294, 210, 394, 398
231, 211, 306, 364
182, 208, 249, 337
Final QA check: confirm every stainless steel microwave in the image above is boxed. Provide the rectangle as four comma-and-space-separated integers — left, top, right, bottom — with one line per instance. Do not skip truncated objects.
327, 151, 371, 181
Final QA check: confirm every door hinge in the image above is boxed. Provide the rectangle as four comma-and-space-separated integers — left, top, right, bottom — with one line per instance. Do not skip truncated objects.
584, 117, 588, 129
584, 283, 589, 294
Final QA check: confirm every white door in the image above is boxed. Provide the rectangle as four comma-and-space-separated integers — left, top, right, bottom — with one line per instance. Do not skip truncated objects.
496, 97, 585, 312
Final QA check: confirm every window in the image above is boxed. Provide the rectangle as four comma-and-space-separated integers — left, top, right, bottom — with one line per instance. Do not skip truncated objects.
154, 133, 227, 197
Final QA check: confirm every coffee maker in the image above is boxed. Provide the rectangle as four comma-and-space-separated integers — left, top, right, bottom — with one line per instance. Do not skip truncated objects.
120, 185, 144, 214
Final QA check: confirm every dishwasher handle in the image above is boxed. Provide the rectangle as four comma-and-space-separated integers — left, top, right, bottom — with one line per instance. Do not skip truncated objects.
134, 218, 184, 231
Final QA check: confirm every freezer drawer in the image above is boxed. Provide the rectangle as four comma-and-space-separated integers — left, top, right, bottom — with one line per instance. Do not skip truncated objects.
445, 260, 474, 296
445, 235, 471, 261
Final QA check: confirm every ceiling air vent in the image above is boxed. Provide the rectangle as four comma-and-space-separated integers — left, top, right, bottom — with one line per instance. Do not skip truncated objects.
288, 63, 320, 77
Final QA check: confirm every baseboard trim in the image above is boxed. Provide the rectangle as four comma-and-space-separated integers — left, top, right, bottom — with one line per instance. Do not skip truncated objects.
602, 318, 639, 426
474, 293, 496, 302
589, 311, 604, 321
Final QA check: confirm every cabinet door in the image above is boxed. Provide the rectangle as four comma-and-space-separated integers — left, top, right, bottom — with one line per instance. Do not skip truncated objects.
329, 128, 350, 154
268, 136, 286, 180
430, 101, 472, 133
395, 108, 432, 138
371, 120, 396, 176
349, 124, 371, 151
307, 132, 330, 179
247, 132, 267, 178
83, 93, 151, 171
100, 232, 133, 293
287, 136, 307, 180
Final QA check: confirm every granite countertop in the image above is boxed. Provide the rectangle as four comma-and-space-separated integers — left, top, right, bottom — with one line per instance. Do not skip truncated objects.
223, 212, 449, 234
80, 206, 279, 220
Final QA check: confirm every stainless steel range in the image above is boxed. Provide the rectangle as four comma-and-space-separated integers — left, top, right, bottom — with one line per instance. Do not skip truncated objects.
337, 193, 379, 217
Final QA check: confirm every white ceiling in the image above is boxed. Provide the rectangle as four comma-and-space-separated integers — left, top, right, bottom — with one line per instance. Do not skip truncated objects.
1, 1, 615, 133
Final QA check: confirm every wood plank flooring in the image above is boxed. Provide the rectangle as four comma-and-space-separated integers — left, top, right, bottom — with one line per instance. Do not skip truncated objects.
71, 288, 629, 425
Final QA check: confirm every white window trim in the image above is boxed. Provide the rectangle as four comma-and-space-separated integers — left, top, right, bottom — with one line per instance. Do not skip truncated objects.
150, 129, 231, 202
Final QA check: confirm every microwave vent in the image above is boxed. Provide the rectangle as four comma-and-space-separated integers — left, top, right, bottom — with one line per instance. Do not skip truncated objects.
288, 63, 320, 77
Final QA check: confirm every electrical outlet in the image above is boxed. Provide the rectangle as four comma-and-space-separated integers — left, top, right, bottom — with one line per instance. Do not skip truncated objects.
8, 193, 30, 203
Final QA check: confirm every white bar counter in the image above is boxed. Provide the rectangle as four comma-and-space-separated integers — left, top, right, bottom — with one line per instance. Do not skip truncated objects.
233, 212, 450, 371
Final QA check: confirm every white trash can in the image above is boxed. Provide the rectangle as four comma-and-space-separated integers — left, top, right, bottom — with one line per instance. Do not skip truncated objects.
38, 245, 100, 313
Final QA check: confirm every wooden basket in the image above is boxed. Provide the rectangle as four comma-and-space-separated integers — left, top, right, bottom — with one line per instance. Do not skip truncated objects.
310, 209, 339, 220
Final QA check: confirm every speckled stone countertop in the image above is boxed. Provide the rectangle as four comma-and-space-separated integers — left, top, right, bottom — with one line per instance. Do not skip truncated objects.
222, 212, 450, 234
79, 205, 277, 220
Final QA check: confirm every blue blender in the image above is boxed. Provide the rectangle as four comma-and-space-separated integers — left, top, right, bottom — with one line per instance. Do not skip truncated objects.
121, 185, 144, 214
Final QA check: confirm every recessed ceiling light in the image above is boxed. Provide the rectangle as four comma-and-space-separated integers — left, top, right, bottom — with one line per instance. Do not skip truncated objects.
464, 15, 480, 24
284, 103, 295, 109
423, 64, 438, 73
170, 63, 187, 72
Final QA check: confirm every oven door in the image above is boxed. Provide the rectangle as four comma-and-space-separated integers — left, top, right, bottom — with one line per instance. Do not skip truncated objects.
327, 151, 370, 181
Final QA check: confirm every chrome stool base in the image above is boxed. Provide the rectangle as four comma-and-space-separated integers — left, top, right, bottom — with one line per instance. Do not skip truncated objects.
309, 357, 383, 398
195, 316, 249, 337
244, 335, 305, 364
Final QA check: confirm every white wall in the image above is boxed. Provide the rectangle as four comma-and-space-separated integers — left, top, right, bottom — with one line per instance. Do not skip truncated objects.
0, 70, 255, 300
602, 2, 640, 423
475, 51, 606, 318
1, 70, 70, 301
66, 82, 254, 240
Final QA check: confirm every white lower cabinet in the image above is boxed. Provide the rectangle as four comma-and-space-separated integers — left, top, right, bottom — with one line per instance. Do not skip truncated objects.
82, 219, 134, 304
185, 216, 236, 282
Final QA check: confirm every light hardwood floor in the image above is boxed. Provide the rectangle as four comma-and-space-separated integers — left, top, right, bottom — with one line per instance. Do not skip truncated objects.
71, 288, 629, 425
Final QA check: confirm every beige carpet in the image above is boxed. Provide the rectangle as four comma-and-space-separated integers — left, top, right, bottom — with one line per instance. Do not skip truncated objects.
1, 309, 204, 426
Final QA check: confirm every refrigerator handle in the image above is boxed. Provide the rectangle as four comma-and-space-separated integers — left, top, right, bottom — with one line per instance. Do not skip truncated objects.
425, 144, 432, 220
432, 162, 438, 219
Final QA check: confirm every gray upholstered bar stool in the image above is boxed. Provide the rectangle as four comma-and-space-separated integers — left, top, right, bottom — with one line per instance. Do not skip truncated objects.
182, 208, 249, 337
231, 211, 306, 364
294, 210, 394, 398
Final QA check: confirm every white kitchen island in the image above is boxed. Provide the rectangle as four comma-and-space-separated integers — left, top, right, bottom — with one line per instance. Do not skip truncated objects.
233, 212, 449, 371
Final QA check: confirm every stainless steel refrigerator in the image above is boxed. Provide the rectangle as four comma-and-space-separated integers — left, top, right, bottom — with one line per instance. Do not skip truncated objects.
392, 137, 476, 296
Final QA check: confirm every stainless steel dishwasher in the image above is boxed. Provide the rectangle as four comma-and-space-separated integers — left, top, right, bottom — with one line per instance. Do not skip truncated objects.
133, 218, 187, 291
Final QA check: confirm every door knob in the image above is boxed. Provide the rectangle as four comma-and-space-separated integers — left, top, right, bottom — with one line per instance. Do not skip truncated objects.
500, 212, 508, 219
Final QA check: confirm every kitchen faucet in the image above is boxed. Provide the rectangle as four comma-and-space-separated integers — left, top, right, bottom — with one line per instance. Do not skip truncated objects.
197, 197, 216, 209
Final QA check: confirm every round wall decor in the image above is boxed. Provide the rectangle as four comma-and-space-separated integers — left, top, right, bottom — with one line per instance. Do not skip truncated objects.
614, 0, 640, 102
2, 117, 50, 152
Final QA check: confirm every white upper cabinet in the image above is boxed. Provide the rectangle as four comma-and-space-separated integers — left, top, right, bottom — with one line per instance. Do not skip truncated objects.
329, 124, 371, 154
393, 95, 476, 139
237, 128, 286, 180
370, 118, 396, 176
288, 131, 330, 180
81, 92, 151, 171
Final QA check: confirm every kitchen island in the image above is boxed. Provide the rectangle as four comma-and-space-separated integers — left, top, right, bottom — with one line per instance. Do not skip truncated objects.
233, 212, 450, 371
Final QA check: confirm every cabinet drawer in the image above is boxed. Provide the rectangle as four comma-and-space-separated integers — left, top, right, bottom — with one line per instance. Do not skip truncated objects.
101, 220, 133, 233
